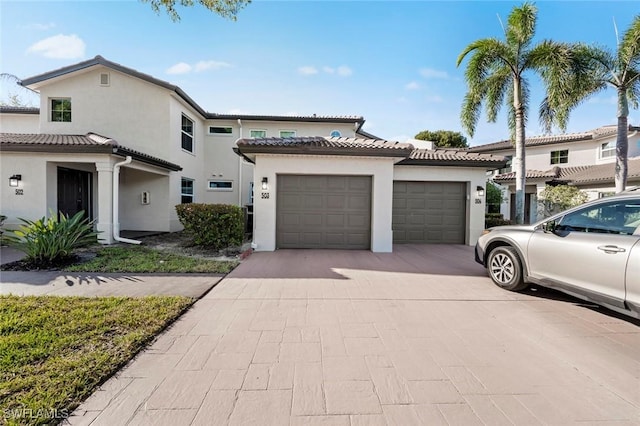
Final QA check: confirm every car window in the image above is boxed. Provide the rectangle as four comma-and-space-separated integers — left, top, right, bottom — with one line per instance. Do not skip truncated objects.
557, 199, 640, 235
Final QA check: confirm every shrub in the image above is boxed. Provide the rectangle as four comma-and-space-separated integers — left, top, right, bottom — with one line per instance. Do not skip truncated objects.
485, 213, 511, 228
538, 184, 588, 219
175, 203, 244, 249
3, 210, 99, 267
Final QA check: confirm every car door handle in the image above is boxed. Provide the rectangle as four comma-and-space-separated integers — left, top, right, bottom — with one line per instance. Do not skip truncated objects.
597, 245, 626, 253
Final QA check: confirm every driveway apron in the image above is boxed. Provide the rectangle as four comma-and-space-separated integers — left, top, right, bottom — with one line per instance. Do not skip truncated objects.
69, 245, 640, 425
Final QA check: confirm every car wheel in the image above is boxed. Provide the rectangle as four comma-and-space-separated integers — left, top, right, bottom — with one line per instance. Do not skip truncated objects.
487, 246, 527, 291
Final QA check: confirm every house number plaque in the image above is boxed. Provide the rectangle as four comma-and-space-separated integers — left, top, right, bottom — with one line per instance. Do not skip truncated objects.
261, 192, 270, 199
15, 189, 24, 196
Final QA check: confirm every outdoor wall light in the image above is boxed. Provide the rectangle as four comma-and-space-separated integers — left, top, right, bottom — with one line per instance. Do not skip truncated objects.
261, 177, 269, 190
9, 174, 21, 187
476, 185, 485, 197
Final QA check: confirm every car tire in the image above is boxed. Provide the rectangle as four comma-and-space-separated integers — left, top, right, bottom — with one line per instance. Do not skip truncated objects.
487, 246, 527, 291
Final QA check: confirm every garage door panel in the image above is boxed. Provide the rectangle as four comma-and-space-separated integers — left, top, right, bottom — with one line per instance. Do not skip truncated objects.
393, 181, 466, 244
277, 175, 371, 249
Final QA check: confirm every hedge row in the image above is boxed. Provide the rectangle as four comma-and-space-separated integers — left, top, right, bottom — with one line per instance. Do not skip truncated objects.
175, 203, 244, 249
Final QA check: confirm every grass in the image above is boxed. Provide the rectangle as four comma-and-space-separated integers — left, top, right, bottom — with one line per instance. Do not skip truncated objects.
0, 295, 193, 426
65, 246, 238, 274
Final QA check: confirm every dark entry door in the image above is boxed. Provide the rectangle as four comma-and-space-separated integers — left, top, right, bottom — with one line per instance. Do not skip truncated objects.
57, 167, 91, 219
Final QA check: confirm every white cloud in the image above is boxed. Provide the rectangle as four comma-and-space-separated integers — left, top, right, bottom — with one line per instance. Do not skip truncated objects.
405, 81, 420, 90
419, 68, 449, 79
425, 95, 444, 103
166, 62, 192, 75
298, 66, 318, 75
323, 66, 335, 74
22, 22, 56, 31
195, 60, 231, 72
27, 34, 85, 59
337, 65, 352, 77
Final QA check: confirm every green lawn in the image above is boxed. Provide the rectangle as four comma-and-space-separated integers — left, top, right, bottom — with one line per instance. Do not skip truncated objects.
0, 295, 193, 425
66, 246, 238, 274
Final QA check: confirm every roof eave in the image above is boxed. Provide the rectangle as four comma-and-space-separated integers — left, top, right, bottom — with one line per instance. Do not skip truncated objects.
237, 146, 411, 158
398, 159, 508, 168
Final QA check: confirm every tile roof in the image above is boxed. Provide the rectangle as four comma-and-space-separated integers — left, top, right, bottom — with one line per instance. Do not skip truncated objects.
467, 125, 639, 153
0, 133, 181, 171
492, 161, 640, 186
18, 55, 365, 126
236, 136, 413, 157
236, 136, 507, 168
0, 106, 39, 114
399, 148, 507, 167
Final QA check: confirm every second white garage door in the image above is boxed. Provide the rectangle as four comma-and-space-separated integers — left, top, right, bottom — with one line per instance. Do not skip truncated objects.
276, 175, 372, 249
393, 181, 466, 244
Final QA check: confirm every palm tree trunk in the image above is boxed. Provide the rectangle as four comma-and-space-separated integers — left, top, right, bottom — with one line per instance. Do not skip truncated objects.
513, 78, 526, 224
615, 89, 629, 193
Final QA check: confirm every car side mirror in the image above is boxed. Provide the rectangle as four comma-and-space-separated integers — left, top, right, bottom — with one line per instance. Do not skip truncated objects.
542, 220, 557, 233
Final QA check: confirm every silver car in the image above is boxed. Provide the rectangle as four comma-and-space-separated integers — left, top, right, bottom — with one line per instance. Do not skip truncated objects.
475, 187, 640, 319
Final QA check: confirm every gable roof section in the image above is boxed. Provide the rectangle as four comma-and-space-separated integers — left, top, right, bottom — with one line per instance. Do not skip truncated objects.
236, 136, 413, 158
18, 56, 365, 127
398, 148, 507, 167
467, 125, 640, 153
0, 132, 182, 171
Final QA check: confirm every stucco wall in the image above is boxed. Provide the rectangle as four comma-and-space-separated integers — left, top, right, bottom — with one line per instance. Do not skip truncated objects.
119, 167, 171, 231
252, 154, 396, 252
36, 66, 173, 159
0, 113, 39, 133
393, 165, 488, 245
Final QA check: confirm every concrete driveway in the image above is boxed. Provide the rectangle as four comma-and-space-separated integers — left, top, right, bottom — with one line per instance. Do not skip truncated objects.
70, 245, 640, 425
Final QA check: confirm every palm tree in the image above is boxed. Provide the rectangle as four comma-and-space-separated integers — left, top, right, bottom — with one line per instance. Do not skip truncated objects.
457, 2, 577, 224
542, 16, 640, 193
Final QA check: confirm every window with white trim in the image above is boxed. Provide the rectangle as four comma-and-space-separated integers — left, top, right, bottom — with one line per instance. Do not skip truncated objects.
600, 141, 615, 159
250, 129, 266, 138
50, 98, 71, 122
550, 149, 568, 164
208, 180, 233, 191
181, 115, 194, 153
279, 130, 296, 138
209, 126, 233, 135
181, 178, 194, 203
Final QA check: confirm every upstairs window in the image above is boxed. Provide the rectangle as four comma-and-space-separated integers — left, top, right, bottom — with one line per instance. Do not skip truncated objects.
550, 149, 568, 165
51, 98, 71, 122
209, 126, 232, 135
250, 130, 266, 138
279, 130, 296, 138
600, 141, 616, 159
181, 178, 194, 203
181, 115, 194, 153
498, 155, 513, 174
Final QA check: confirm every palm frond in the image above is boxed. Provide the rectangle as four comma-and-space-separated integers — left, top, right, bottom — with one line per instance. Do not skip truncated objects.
505, 2, 537, 49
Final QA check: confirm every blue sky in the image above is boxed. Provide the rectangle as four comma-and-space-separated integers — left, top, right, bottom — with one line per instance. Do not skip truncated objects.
1, 0, 638, 146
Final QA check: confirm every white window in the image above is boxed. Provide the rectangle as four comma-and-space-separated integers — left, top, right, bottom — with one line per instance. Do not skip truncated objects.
209, 126, 233, 135
100, 73, 110, 86
600, 141, 616, 158
279, 130, 296, 138
181, 178, 194, 203
181, 115, 194, 153
50, 98, 71, 122
330, 130, 342, 137
208, 180, 233, 191
250, 129, 267, 138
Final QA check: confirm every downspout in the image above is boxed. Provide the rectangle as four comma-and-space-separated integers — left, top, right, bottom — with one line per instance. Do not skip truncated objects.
113, 156, 141, 244
238, 118, 243, 206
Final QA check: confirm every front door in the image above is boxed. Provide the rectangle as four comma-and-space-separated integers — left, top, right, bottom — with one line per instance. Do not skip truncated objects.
57, 167, 91, 219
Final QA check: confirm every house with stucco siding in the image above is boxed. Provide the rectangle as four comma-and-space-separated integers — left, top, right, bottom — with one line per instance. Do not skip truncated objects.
0, 56, 506, 251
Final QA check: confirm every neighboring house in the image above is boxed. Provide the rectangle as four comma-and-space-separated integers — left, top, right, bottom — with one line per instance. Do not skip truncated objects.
0, 55, 506, 251
468, 126, 640, 223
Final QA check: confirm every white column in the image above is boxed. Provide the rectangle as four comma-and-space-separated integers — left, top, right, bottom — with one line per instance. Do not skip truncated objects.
96, 162, 114, 244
